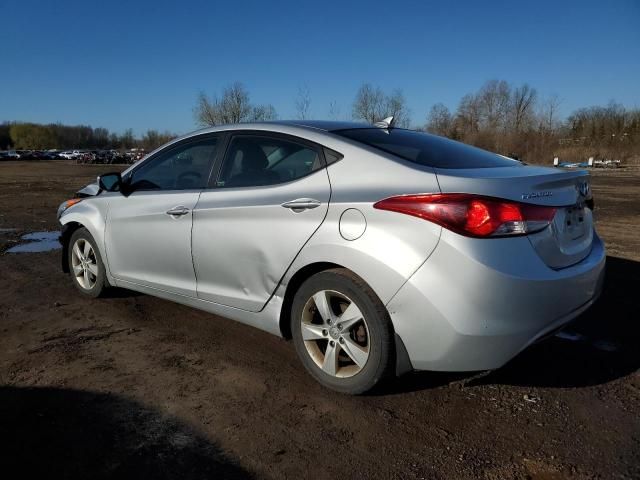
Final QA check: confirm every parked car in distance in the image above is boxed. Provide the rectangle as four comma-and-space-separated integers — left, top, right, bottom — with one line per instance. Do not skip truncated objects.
41, 151, 60, 159
594, 159, 621, 168
24, 150, 44, 159
6, 150, 21, 159
57, 120, 605, 394
58, 151, 78, 159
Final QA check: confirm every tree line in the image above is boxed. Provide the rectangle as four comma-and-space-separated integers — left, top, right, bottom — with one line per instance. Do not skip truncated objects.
423, 80, 640, 163
194, 80, 639, 163
0, 122, 176, 152
4, 79, 638, 164
193, 82, 412, 129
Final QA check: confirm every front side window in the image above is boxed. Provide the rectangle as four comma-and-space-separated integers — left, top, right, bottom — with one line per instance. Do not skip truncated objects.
217, 135, 323, 188
129, 136, 218, 191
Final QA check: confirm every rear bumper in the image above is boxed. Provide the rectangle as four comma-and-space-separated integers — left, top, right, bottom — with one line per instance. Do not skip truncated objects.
387, 230, 606, 372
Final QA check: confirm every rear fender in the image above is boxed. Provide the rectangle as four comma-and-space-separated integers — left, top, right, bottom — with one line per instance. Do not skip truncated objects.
281, 203, 442, 307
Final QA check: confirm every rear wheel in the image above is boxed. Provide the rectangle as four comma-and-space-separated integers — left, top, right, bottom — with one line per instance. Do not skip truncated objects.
68, 228, 107, 298
291, 269, 394, 394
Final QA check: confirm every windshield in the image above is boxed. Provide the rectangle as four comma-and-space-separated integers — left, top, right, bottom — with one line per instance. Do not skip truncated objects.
333, 128, 520, 169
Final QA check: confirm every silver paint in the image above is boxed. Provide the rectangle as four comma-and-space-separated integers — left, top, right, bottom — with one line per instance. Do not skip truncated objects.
338, 208, 367, 241
58, 121, 606, 373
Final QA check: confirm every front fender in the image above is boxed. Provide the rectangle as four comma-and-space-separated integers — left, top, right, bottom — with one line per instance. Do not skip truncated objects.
59, 198, 112, 281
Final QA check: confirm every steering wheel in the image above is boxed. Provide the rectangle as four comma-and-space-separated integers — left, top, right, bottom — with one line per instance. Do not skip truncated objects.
176, 170, 202, 188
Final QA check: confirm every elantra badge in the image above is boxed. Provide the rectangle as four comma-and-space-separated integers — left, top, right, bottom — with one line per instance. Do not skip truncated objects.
521, 191, 553, 200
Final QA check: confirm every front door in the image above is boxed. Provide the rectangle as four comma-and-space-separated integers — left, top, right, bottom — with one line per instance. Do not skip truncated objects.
106, 134, 219, 296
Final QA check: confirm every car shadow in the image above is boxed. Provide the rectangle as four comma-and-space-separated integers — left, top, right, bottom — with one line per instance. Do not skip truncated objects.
374, 370, 477, 395
471, 255, 640, 389
381, 255, 640, 394
0, 386, 252, 479
104, 287, 143, 298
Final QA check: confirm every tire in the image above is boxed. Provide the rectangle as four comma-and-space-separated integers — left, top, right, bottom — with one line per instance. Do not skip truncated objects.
68, 227, 108, 298
291, 268, 394, 394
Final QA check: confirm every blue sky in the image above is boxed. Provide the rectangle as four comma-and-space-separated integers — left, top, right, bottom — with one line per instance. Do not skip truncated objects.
1, 0, 639, 135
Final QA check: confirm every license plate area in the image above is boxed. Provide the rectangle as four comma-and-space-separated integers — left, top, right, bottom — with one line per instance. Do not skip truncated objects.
564, 205, 587, 240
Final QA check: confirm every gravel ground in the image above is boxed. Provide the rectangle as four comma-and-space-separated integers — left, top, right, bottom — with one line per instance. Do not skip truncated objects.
0, 160, 638, 479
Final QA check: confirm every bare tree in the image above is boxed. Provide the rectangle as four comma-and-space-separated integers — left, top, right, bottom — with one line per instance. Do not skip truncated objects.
194, 92, 218, 127
120, 128, 135, 149
140, 130, 175, 150
539, 94, 562, 132
194, 82, 277, 126
456, 93, 482, 135
426, 103, 453, 136
219, 82, 252, 123
477, 79, 511, 131
295, 84, 311, 120
352, 83, 386, 124
385, 89, 411, 127
250, 104, 278, 121
352, 83, 410, 126
511, 84, 538, 132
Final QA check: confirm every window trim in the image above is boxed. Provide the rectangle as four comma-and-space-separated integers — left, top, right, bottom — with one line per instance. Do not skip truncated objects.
124, 133, 223, 192
208, 130, 329, 189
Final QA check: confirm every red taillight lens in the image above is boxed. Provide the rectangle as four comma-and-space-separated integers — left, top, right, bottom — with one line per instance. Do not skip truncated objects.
373, 193, 556, 238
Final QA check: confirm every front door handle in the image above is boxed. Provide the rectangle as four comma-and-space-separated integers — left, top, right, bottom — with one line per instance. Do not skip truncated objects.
281, 198, 321, 212
166, 206, 190, 217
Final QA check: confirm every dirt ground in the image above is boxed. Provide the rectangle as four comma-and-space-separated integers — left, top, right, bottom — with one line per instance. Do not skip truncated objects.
0, 160, 638, 479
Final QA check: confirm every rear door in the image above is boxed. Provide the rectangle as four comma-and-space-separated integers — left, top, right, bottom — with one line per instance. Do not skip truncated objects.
106, 134, 219, 296
192, 132, 331, 311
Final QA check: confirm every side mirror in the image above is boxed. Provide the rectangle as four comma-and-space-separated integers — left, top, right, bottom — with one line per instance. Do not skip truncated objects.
98, 172, 122, 193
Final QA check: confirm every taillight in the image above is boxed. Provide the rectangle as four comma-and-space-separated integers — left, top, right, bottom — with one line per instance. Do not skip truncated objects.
373, 193, 557, 238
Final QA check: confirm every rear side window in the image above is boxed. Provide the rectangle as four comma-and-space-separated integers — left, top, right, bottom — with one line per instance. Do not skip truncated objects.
334, 128, 520, 169
217, 135, 323, 188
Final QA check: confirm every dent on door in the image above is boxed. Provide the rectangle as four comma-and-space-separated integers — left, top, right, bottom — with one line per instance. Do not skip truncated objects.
192, 170, 331, 312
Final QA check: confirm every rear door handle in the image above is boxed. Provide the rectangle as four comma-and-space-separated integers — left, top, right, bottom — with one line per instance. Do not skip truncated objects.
166, 206, 190, 217
281, 198, 321, 212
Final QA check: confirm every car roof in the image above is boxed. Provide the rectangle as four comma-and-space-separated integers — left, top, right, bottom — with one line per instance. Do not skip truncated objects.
266, 120, 372, 131
188, 120, 372, 138
167, 120, 376, 150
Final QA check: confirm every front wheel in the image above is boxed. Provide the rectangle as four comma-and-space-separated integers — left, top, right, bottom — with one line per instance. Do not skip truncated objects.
291, 269, 394, 394
68, 228, 108, 298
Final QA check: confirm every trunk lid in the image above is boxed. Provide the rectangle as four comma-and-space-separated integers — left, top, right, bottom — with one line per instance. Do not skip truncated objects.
435, 165, 594, 269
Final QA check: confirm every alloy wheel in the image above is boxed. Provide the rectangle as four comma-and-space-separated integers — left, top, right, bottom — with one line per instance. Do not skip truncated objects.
300, 290, 370, 378
71, 238, 98, 290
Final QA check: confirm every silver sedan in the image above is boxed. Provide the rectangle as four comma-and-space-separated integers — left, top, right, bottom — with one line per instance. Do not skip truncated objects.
57, 120, 605, 394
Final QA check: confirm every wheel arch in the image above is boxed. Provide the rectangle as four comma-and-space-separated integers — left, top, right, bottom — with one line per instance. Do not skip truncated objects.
60, 221, 84, 273
59, 202, 109, 278
279, 261, 414, 377
279, 261, 342, 339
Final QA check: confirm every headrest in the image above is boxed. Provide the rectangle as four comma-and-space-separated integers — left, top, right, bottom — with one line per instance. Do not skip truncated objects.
235, 142, 268, 171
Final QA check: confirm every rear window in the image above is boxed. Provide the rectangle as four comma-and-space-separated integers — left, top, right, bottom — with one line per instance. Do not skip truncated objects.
333, 128, 520, 169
